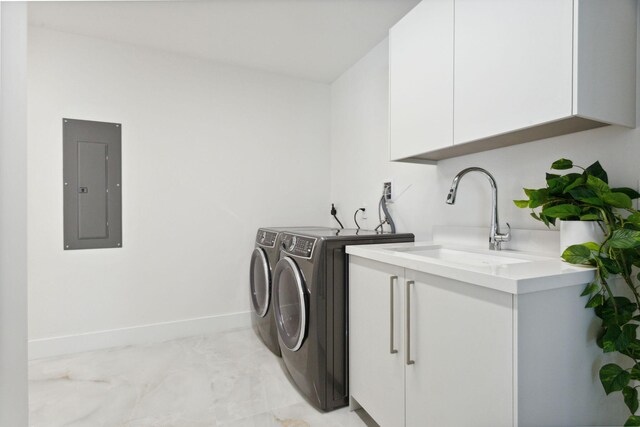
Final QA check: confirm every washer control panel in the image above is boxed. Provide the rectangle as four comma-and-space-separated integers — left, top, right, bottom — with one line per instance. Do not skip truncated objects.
281, 233, 316, 258
256, 230, 278, 247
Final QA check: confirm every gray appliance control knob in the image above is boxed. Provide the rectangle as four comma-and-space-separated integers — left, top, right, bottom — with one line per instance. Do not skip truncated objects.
260, 231, 266, 243
289, 236, 297, 252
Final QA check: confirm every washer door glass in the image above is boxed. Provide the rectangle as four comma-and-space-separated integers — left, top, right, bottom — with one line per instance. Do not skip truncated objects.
273, 257, 307, 351
250, 248, 270, 317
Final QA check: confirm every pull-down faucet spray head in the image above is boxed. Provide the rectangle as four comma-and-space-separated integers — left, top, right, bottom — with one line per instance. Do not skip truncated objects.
446, 176, 461, 205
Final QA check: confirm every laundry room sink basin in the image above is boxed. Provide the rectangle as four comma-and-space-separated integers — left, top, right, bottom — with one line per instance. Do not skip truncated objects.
391, 246, 531, 268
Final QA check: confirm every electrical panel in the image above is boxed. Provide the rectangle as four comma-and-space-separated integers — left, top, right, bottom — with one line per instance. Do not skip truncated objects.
63, 118, 122, 250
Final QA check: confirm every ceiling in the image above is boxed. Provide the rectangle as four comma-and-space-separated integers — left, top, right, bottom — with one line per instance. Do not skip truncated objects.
28, 0, 420, 83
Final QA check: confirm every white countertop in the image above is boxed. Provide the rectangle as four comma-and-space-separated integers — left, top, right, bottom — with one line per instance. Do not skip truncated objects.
346, 241, 595, 295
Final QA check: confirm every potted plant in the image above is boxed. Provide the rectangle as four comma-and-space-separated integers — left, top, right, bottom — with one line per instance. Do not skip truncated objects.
515, 158, 640, 426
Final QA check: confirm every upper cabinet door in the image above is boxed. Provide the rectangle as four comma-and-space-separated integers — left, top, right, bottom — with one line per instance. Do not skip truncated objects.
389, 0, 454, 161
454, 0, 574, 144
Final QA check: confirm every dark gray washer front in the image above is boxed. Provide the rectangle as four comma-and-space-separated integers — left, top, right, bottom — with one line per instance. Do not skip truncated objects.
63, 118, 122, 250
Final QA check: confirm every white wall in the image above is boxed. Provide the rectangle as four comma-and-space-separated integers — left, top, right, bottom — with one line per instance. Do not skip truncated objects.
330, 40, 437, 240
330, 38, 640, 245
28, 27, 331, 354
0, 2, 29, 425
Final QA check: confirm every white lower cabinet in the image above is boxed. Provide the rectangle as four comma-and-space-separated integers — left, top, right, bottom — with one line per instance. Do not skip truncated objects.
404, 269, 512, 427
349, 259, 405, 426
349, 255, 626, 427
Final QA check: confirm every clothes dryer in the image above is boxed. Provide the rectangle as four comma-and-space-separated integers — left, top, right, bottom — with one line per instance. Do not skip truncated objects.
272, 229, 414, 411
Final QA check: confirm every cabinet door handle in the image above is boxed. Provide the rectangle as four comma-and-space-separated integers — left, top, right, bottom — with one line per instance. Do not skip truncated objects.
389, 275, 398, 354
405, 280, 415, 365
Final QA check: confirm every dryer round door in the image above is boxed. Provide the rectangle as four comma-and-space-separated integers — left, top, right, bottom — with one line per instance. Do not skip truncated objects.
250, 247, 271, 317
273, 256, 307, 351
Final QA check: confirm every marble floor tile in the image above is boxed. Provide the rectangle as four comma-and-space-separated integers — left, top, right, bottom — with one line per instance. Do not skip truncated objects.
29, 328, 377, 427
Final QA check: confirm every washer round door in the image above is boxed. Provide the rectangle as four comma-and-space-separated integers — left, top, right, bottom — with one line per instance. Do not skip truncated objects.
250, 247, 271, 317
273, 257, 307, 351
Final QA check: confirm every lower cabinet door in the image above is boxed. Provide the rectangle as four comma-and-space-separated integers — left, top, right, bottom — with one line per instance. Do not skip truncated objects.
405, 270, 514, 427
349, 256, 405, 427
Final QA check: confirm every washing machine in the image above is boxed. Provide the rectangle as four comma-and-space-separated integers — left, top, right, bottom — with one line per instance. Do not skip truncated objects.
272, 229, 414, 411
250, 227, 332, 357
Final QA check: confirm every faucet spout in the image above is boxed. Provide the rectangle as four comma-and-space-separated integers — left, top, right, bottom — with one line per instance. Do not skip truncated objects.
446, 167, 511, 250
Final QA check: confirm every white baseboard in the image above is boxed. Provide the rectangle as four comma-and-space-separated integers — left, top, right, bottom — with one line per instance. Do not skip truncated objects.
28, 311, 251, 360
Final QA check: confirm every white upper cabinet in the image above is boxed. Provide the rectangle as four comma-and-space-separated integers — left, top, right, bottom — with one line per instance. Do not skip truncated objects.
454, 0, 573, 144
389, 0, 637, 163
389, 0, 453, 161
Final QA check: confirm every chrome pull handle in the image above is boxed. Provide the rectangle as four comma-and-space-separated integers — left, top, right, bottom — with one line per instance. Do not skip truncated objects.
389, 275, 398, 354
405, 280, 415, 365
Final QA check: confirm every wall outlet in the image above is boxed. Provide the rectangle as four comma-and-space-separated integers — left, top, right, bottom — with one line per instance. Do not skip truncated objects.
362, 203, 368, 220
383, 181, 392, 202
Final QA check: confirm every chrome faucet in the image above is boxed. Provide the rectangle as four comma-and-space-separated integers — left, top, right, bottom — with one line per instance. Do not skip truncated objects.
446, 167, 511, 250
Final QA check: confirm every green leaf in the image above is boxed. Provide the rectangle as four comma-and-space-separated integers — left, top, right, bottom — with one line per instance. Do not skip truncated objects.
539, 212, 552, 227
524, 188, 550, 209
586, 160, 609, 183
599, 257, 622, 275
624, 340, 640, 360
600, 363, 630, 394
625, 415, 640, 426
597, 328, 606, 349
612, 187, 640, 200
624, 387, 639, 415
580, 214, 601, 221
547, 176, 566, 195
609, 229, 640, 249
630, 363, 640, 380
551, 158, 573, 170
595, 297, 637, 326
545, 173, 569, 194
567, 186, 603, 206
513, 200, 529, 208
545, 173, 561, 182
583, 241, 602, 251
562, 244, 593, 264
586, 293, 605, 308
580, 282, 600, 296
603, 192, 633, 209
602, 326, 630, 352
600, 323, 638, 353
624, 323, 639, 338
627, 213, 640, 226
563, 175, 587, 194
542, 204, 582, 219
546, 215, 557, 227
586, 175, 611, 196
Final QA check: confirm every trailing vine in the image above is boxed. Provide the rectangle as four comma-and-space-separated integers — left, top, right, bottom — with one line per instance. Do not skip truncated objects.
515, 158, 640, 426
